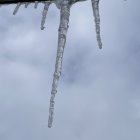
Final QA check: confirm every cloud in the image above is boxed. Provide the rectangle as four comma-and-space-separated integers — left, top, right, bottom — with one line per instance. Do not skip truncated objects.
0, 1, 140, 140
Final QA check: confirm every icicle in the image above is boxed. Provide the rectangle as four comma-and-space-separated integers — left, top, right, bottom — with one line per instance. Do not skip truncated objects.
25, 2, 30, 8
41, 2, 51, 30
13, 3, 21, 15
48, 0, 70, 128
91, 0, 102, 49
34, 1, 39, 9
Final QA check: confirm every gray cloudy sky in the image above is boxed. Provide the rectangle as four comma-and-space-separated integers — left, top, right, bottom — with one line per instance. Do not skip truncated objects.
0, 0, 140, 140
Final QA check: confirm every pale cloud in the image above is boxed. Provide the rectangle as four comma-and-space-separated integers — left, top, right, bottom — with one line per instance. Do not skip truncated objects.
0, 1, 140, 140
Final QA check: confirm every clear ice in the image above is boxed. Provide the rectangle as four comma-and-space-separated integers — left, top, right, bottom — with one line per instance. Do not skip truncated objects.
25, 2, 30, 8
1, 0, 102, 128
34, 1, 39, 9
91, 0, 102, 49
41, 2, 51, 30
48, 0, 70, 128
13, 2, 22, 15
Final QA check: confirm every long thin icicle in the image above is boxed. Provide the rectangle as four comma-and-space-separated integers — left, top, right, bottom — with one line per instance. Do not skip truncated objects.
41, 2, 51, 30
91, 0, 102, 49
48, 0, 70, 128
13, 3, 21, 15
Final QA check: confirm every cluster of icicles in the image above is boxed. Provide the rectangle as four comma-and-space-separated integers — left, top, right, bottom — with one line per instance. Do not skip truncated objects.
3, 0, 102, 128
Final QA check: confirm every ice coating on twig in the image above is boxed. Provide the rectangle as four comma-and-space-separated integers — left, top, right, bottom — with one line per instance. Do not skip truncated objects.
13, 3, 21, 15
48, 0, 70, 128
91, 0, 102, 49
41, 2, 51, 30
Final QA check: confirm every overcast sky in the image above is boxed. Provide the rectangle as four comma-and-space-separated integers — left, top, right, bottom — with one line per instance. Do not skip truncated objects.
0, 0, 140, 140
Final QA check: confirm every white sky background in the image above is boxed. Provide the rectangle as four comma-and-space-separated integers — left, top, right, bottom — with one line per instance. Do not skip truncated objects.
0, 0, 140, 140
